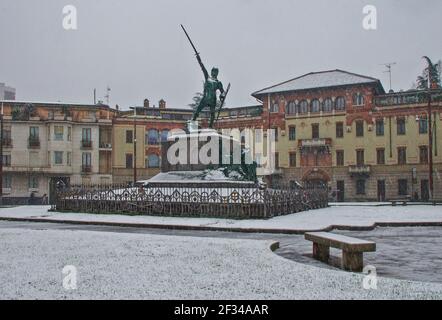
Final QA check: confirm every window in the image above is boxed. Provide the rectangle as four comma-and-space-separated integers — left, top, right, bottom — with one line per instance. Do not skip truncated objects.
255, 129, 262, 143
2, 129, 11, 145
289, 152, 296, 167
353, 93, 365, 106
335, 97, 346, 111
160, 129, 169, 143
336, 150, 344, 166
286, 101, 297, 115
82, 152, 91, 168
397, 118, 406, 135
54, 126, 64, 141
288, 126, 296, 141
298, 100, 308, 114
356, 179, 366, 195
356, 121, 364, 137
3, 175, 11, 189
323, 98, 333, 112
274, 152, 279, 169
356, 149, 365, 166
398, 147, 407, 165
377, 148, 385, 165
28, 176, 39, 189
147, 154, 160, 168
419, 146, 428, 164
398, 179, 408, 196
419, 118, 428, 134
146, 129, 159, 145
376, 119, 384, 136
54, 151, 63, 165
29, 126, 39, 138
125, 153, 133, 169
312, 124, 319, 139
270, 102, 279, 113
2, 154, 11, 167
271, 127, 278, 142
67, 152, 72, 166
82, 128, 92, 142
310, 99, 320, 113
336, 122, 344, 138
67, 127, 72, 141
126, 130, 133, 144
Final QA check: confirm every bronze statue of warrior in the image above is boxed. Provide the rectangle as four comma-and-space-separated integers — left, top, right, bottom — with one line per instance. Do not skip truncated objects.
181, 25, 227, 128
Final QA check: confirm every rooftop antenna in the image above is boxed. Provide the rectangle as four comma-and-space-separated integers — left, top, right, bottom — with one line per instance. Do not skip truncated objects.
381, 62, 397, 92
104, 86, 111, 105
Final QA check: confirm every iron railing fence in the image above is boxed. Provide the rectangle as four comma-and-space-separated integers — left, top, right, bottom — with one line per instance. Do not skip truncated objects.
53, 182, 328, 219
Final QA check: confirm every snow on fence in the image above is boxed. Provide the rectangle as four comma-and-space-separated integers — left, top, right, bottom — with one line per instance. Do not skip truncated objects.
53, 183, 328, 219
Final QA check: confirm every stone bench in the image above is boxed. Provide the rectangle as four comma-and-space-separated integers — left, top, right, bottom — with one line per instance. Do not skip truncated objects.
304, 232, 376, 272
389, 198, 410, 206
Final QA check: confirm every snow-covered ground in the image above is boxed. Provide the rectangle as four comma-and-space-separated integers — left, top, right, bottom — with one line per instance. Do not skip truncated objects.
0, 205, 441, 232
0, 227, 441, 299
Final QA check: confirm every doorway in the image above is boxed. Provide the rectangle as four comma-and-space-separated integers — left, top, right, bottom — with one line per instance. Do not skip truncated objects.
337, 180, 345, 202
377, 180, 386, 201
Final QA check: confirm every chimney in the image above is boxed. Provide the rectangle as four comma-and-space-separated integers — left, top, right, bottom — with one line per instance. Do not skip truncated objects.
143, 99, 150, 108
159, 99, 166, 109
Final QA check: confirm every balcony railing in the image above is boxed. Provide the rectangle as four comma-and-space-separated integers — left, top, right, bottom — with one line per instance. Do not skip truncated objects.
2, 137, 12, 147
81, 140, 92, 149
28, 137, 41, 148
298, 138, 332, 154
375, 89, 442, 107
99, 142, 112, 149
81, 165, 92, 173
349, 165, 371, 176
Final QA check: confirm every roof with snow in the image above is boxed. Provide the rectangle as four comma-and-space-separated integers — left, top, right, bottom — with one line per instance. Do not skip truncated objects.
252, 69, 385, 97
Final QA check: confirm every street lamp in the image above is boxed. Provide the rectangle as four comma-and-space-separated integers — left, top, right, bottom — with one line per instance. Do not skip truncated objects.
0, 102, 3, 203
129, 107, 137, 185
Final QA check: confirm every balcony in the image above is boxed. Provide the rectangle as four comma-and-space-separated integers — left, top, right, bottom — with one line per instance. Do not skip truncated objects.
2, 137, 12, 148
349, 165, 371, 177
81, 140, 93, 149
99, 142, 112, 149
28, 137, 41, 149
81, 165, 92, 174
298, 138, 332, 154
375, 89, 442, 107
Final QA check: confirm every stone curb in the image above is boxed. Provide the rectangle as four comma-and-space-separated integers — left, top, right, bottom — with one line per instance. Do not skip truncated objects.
0, 216, 441, 235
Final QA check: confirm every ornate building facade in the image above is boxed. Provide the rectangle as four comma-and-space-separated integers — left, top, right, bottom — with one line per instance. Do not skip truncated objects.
0, 100, 115, 204
252, 69, 442, 201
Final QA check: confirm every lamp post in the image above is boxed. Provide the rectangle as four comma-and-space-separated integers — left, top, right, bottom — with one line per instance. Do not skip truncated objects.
0, 103, 3, 204
130, 107, 137, 185
424, 61, 434, 200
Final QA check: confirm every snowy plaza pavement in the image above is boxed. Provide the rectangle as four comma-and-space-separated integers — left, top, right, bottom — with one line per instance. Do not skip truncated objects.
0, 204, 442, 232
0, 227, 442, 299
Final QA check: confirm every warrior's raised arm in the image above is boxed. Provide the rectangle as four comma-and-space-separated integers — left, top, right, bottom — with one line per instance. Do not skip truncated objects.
181, 25, 208, 80
196, 54, 209, 80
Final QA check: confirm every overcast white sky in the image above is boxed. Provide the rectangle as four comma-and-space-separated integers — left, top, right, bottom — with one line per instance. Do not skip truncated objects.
1, 0, 441, 109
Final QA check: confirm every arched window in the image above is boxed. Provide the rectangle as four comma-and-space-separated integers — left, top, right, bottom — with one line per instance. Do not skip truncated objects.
353, 93, 365, 106
146, 129, 159, 145
147, 154, 160, 168
323, 98, 333, 112
286, 101, 297, 115
335, 97, 346, 111
160, 129, 169, 143
310, 99, 320, 113
298, 100, 308, 114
